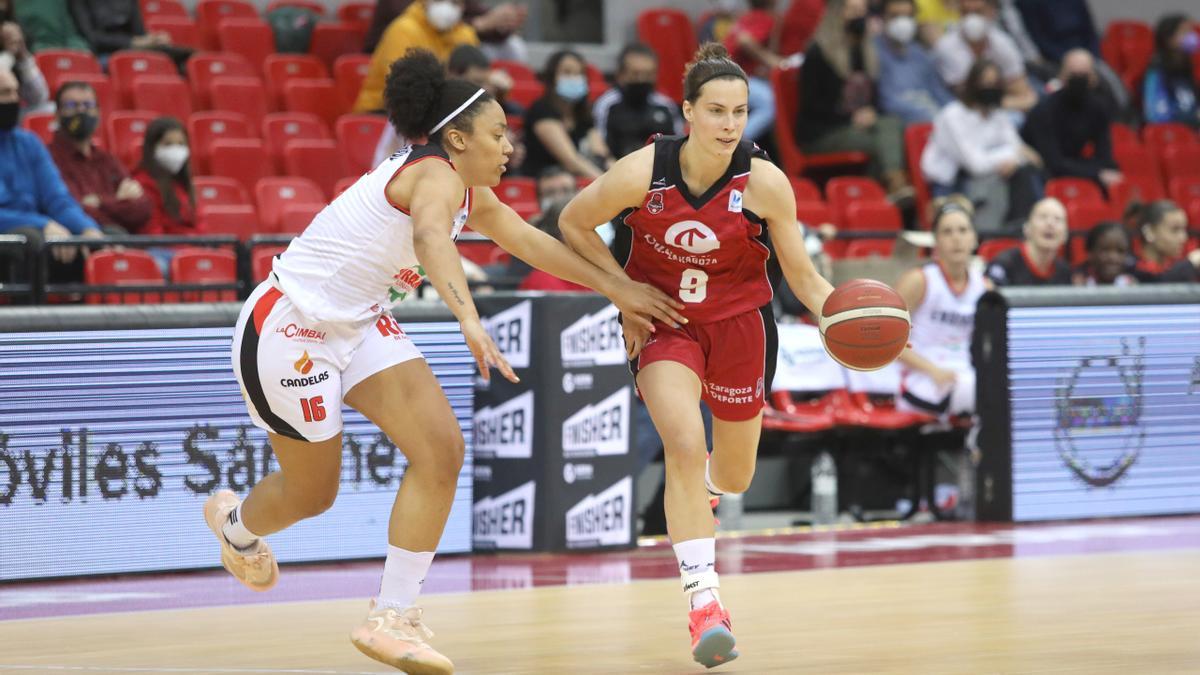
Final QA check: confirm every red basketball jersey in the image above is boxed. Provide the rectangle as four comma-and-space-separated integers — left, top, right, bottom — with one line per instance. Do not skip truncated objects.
619, 136, 773, 324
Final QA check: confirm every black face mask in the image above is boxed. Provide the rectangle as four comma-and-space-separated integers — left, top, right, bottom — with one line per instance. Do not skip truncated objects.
845, 17, 867, 37
976, 86, 1004, 107
1062, 74, 1091, 107
0, 101, 18, 131
620, 81, 653, 107
59, 112, 99, 141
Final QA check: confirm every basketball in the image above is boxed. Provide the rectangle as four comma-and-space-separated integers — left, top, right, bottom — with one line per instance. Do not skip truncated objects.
819, 279, 911, 371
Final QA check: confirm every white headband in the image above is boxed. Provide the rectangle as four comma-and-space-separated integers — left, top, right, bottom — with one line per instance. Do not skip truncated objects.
429, 88, 486, 135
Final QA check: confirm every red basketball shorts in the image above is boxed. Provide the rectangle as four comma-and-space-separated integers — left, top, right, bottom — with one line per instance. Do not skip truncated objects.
629, 306, 777, 421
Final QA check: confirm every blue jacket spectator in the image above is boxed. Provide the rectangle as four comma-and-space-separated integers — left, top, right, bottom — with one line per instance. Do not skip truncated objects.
875, 0, 953, 124
1143, 14, 1200, 128
1012, 0, 1099, 64
0, 126, 100, 235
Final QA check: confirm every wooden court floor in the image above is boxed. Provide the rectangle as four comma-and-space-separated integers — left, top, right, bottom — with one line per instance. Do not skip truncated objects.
1, 549, 1197, 674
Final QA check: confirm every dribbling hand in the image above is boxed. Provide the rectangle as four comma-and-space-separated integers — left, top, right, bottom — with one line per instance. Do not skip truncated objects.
461, 318, 519, 384
610, 278, 688, 332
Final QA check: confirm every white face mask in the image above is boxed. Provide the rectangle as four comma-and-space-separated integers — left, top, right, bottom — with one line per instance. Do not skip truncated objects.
155, 145, 190, 174
886, 16, 917, 44
426, 1, 462, 32
960, 13, 989, 42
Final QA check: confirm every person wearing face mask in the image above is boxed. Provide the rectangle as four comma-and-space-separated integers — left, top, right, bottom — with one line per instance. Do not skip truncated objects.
875, 0, 955, 125
47, 82, 150, 233
722, 0, 780, 145
0, 9, 52, 119
1072, 221, 1136, 287
364, 1, 527, 62
1143, 14, 1200, 129
1126, 200, 1200, 283
354, 0, 478, 114
522, 49, 605, 179
1020, 50, 1122, 191
921, 59, 1043, 231
592, 43, 684, 161
131, 117, 199, 236
933, 0, 1036, 113
0, 67, 104, 273
798, 0, 914, 203
985, 198, 1072, 287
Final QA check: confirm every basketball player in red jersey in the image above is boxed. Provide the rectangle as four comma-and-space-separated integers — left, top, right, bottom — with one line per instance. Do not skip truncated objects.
560, 43, 835, 668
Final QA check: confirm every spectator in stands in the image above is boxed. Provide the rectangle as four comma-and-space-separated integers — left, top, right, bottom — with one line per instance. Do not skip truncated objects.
12, 0, 90, 52
355, 0, 479, 113
592, 43, 683, 161
723, 0, 780, 145
875, 0, 954, 125
522, 49, 605, 179
1143, 14, 1200, 128
535, 165, 577, 214
517, 201, 588, 292
797, 0, 913, 203
365, 1, 527, 62
48, 82, 150, 233
895, 196, 987, 419
0, 67, 104, 271
131, 117, 199, 237
66, 0, 189, 67
777, 0, 824, 57
915, 0, 957, 45
1011, 0, 1099, 66
0, 14, 51, 119
985, 197, 1071, 286
699, 0, 738, 46
1072, 220, 1136, 286
1021, 50, 1122, 191
1128, 200, 1200, 282
921, 59, 1043, 231
932, 0, 1036, 113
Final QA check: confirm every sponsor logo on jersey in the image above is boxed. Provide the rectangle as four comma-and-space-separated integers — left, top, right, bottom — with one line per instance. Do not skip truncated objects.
562, 387, 630, 457
474, 390, 534, 458
482, 300, 531, 369
664, 220, 721, 255
276, 324, 326, 343
560, 304, 624, 367
706, 381, 756, 406
388, 265, 425, 303
280, 370, 331, 388
565, 476, 631, 548
646, 191, 665, 214
293, 351, 314, 375
562, 462, 595, 484
728, 189, 743, 213
474, 480, 535, 550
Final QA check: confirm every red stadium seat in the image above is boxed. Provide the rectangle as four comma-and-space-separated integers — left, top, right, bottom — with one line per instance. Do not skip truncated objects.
35, 49, 101, 93
141, 0, 188, 18
145, 16, 200, 49
458, 240, 507, 266
261, 111, 331, 172
635, 8, 696, 102
825, 176, 888, 223
333, 176, 357, 196
1109, 175, 1166, 210
795, 202, 838, 255
283, 139, 350, 199
251, 245, 288, 282
108, 50, 176, 109
492, 59, 537, 84
495, 177, 538, 215
771, 64, 868, 178
210, 76, 271, 130
337, 2, 374, 29
196, 0, 259, 51
1109, 123, 1140, 149
1161, 146, 1200, 182
1045, 178, 1106, 206
131, 75, 192, 121
188, 111, 253, 174
264, 54, 329, 109
186, 52, 257, 109
843, 201, 902, 232
977, 238, 1021, 262
788, 177, 823, 203
1066, 200, 1114, 234
336, 114, 387, 175
333, 54, 371, 112
507, 80, 545, 108
218, 18, 275, 74
1101, 20, 1154, 82
1114, 143, 1161, 181
194, 175, 251, 213
209, 138, 274, 195
85, 250, 165, 304
255, 176, 325, 232
198, 204, 260, 240
265, 0, 325, 16
905, 122, 934, 228
282, 78, 342, 128
107, 110, 158, 169
309, 22, 365, 69
21, 112, 56, 144
278, 202, 325, 234
1168, 177, 1200, 206
1141, 122, 1198, 155
170, 247, 238, 302
844, 238, 896, 258
1186, 199, 1200, 231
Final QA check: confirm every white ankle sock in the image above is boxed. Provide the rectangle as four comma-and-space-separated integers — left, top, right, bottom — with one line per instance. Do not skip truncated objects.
377, 546, 436, 611
221, 502, 260, 551
673, 538, 718, 610
705, 459, 725, 498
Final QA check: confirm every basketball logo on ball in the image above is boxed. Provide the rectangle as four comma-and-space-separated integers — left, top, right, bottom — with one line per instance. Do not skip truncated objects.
818, 279, 911, 371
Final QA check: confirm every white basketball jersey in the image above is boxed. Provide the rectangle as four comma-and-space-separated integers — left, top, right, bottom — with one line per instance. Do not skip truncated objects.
271, 144, 471, 325
906, 262, 986, 368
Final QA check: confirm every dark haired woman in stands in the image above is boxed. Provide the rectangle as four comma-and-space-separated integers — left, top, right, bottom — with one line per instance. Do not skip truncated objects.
131, 117, 198, 236
1072, 221, 1136, 286
204, 48, 683, 674
559, 42, 837, 667
1143, 14, 1200, 128
522, 48, 608, 178
1127, 200, 1200, 282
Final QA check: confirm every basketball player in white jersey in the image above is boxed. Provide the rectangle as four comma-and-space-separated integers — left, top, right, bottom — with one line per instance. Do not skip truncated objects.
895, 197, 990, 418
203, 49, 686, 674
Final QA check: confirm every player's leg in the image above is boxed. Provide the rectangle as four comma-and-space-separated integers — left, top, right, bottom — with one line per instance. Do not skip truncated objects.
707, 414, 763, 497
705, 306, 772, 500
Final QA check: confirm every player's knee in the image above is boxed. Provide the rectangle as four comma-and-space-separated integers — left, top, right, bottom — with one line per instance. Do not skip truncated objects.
292, 483, 339, 518
407, 429, 465, 486
662, 439, 708, 469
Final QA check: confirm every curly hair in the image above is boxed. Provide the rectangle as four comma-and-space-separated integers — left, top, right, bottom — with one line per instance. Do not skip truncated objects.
384, 48, 495, 142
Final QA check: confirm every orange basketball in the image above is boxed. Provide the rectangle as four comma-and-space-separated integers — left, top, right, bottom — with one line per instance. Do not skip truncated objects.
819, 279, 911, 371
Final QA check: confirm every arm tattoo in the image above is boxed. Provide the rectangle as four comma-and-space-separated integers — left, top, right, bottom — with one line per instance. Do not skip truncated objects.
448, 282, 466, 307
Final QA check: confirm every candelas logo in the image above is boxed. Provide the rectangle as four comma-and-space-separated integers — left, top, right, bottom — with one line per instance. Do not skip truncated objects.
276, 323, 326, 343
293, 351, 314, 375
664, 220, 720, 255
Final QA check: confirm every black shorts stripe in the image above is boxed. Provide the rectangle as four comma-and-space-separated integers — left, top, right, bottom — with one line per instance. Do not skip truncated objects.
239, 313, 306, 441
759, 303, 777, 394
902, 389, 951, 414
